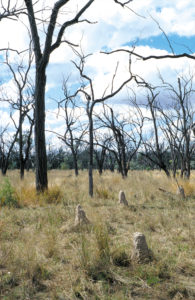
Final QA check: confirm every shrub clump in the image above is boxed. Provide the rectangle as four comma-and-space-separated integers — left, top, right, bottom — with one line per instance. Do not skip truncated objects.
0, 178, 19, 208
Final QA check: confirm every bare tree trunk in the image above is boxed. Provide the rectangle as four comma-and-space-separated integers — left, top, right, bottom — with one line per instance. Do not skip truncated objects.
20, 162, 25, 179
1, 164, 7, 176
72, 150, 79, 176
94, 147, 106, 176
88, 114, 93, 197
185, 139, 191, 179
19, 92, 24, 180
163, 166, 170, 177
34, 67, 48, 192
121, 142, 128, 177
1, 158, 9, 176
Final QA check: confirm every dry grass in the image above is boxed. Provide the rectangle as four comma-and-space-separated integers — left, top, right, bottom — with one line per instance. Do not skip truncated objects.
0, 169, 194, 299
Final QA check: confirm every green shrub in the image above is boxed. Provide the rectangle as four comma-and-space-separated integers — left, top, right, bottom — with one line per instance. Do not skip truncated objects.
0, 178, 19, 208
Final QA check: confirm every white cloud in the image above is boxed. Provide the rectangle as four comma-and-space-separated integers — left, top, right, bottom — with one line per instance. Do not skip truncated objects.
1, 0, 194, 61
0, 0, 195, 145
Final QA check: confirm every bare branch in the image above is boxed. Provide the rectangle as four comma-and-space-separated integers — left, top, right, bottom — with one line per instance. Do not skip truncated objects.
101, 49, 195, 61
149, 14, 175, 55
50, 0, 95, 54
113, 0, 146, 18
0, 1, 25, 22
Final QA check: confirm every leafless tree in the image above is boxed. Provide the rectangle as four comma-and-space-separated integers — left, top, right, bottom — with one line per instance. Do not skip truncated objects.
105, 151, 117, 172
24, 0, 96, 191
135, 83, 171, 177
93, 133, 112, 175
158, 73, 195, 178
50, 79, 88, 176
159, 109, 181, 177
95, 101, 143, 177
62, 49, 133, 196
0, 123, 19, 175
0, 47, 34, 179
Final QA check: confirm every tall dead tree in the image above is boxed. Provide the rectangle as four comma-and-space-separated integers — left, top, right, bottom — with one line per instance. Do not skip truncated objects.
0, 123, 20, 175
49, 80, 88, 176
159, 108, 181, 177
1, 48, 34, 179
95, 102, 143, 177
63, 50, 133, 196
158, 73, 195, 178
93, 132, 113, 175
145, 86, 170, 176
133, 83, 171, 176
24, 0, 95, 191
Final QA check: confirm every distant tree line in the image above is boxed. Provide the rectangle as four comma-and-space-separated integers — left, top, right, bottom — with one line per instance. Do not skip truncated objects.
4, 146, 195, 176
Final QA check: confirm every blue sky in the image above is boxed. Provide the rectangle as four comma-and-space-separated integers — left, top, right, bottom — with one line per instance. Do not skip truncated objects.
126, 34, 195, 54
0, 0, 195, 146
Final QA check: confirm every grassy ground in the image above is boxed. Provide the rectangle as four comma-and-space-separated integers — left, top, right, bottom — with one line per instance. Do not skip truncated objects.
0, 169, 194, 299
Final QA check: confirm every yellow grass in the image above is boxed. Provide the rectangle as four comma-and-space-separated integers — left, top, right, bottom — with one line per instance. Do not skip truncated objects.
0, 170, 194, 299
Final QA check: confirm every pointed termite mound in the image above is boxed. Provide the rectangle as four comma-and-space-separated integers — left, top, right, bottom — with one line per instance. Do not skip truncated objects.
131, 232, 153, 263
118, 190, 128, 206
74, 204, 90, 226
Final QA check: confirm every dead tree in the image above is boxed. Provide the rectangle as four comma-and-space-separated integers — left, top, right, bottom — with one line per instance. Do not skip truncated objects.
105, 151, 117, 172
0, 48, 34, 179
130, 78, 171, 176
0, 123, 20, 175
158, 73, 195, 178
24, 0, 96, 191
62, 49, 133, 196
159, 109, 181, 177
50, 81, 88, 176
95, 102, 143, 178
93, 133, 112, 175
145, 87, 170, 176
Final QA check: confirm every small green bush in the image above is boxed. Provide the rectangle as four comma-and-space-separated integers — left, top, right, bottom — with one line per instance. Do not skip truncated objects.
0, 178, 19, 208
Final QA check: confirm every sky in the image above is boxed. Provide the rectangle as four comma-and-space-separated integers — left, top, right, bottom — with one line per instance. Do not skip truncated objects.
0, 0, 195, 148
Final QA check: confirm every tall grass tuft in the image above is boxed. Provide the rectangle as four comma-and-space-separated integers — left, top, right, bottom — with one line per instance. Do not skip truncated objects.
39, 186, 63, 204
94, 223, 110, 263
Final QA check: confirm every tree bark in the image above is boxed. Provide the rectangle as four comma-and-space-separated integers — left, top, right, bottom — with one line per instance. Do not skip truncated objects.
88, 113, 93, 197
19, 91, 24, 180
72, 150, 79, 176
34, 66, 48, 191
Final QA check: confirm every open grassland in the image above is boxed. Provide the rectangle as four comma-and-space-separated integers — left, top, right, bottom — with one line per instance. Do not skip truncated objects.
0, 170, 195, 299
